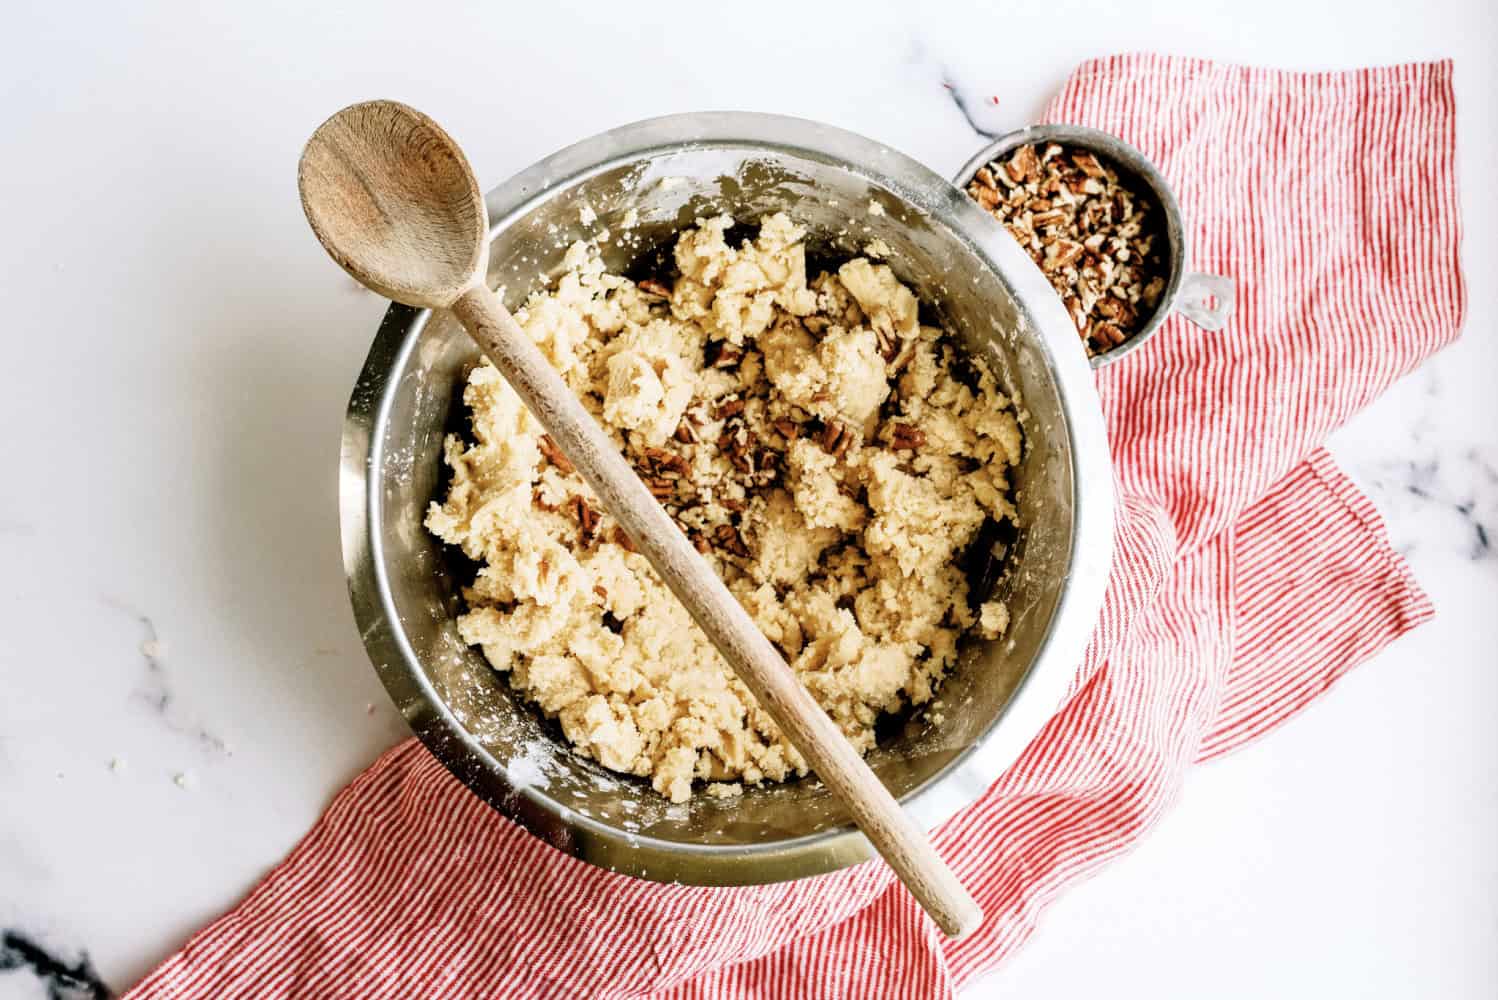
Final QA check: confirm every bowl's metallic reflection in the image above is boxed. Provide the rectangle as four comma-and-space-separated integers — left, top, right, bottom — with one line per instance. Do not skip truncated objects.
340, 112, 1114, 885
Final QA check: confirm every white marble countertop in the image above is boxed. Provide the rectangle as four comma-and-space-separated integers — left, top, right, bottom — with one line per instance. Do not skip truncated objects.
1, 1, 1494, 996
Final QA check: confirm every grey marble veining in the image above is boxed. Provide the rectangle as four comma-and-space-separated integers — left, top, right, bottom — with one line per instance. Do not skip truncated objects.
943, 75, 1005, 140
101, 600, 231, 758
0, 931, 111, 1000
1356, 448, 1496, 561
1333, 351, 1498, 570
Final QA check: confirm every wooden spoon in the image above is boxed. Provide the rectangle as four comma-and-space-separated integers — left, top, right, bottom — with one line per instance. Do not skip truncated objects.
298, 100, 982, 939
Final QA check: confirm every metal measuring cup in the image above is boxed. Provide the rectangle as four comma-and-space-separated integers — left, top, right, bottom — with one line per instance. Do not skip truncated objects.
954, 124, 1235, 368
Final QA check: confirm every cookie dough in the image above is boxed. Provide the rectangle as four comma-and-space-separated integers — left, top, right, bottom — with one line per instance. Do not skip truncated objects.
427, 213, 1022, 802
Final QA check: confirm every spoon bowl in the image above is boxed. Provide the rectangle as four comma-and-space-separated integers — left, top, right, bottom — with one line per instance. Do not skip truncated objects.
298, 101, 488, 309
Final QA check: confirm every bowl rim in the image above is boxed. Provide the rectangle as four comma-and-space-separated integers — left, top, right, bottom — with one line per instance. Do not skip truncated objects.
340, 110, 1116, 884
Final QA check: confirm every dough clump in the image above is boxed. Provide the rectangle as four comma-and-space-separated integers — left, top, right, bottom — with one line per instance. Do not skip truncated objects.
427, 214, 1021, 802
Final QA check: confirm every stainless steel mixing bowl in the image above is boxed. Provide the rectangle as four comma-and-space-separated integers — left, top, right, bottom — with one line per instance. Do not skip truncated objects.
340, 112, 1114, 885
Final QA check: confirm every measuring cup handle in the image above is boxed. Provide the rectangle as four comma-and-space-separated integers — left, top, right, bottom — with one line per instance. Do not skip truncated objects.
1175, 272, 1235, 331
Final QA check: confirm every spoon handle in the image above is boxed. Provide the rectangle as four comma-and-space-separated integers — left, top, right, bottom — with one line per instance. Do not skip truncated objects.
450, 282, 982, 940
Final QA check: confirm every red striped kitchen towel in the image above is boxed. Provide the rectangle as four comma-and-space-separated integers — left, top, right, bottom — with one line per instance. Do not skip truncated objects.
126, 55, 1464, 999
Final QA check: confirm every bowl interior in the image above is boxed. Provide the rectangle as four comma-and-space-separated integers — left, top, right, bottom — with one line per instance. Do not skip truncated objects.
353, 123, 1091, 882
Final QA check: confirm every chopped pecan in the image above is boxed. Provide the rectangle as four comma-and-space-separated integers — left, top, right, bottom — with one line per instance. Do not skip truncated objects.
1006, 143, 1040, 182
1093, 322, 1126, 347
644, 446, 691, 476
887, 422, 927, 451
715, 397, 745, 419
704, 340, 743, 369
818, 420, 854, 458
1142, 276, 1166, 306
971, 185, 1000, 210
1071, 151, 1106, 178
876, 330, 905, 363
568, 495, 599, 543
1046, 239, 1085, 270
713, 523, 751, 558
1094, 297, 1136, 327
771, 418, 800, 440
637, 278, 671, 298
537, 434, 575, 475
819, 420, 842, 450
